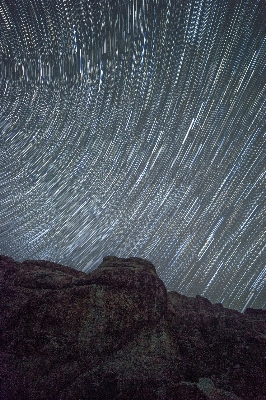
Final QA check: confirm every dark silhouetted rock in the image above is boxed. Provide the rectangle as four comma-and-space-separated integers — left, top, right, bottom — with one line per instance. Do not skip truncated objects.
0, 254, 265, 399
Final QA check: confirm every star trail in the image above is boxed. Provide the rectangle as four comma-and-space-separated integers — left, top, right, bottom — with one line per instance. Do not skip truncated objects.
0, 0, 265, 311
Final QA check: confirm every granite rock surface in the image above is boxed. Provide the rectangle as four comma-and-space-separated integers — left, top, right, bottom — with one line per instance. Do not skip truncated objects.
0, 255, 265, 399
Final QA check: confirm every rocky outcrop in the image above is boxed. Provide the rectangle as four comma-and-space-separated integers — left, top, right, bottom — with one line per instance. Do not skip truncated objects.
0, 254, 265, 399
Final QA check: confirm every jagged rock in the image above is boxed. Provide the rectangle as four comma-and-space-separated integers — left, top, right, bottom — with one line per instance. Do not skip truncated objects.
0, 254, 265, 399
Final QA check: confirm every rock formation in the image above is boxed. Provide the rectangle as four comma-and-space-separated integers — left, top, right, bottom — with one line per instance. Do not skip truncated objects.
0, 254, 265, 399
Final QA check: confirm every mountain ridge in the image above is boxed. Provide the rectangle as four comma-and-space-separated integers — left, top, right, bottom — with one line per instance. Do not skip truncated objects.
0, 255, 265, 399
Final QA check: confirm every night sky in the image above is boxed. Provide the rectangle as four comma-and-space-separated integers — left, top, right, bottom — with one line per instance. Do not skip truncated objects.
0, 0, 265, 311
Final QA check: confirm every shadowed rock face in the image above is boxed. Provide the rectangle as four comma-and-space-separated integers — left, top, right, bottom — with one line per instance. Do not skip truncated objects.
0, 255, 265, 400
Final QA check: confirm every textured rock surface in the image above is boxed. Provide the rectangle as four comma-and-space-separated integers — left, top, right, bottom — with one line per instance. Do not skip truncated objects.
0, 254, 265, 400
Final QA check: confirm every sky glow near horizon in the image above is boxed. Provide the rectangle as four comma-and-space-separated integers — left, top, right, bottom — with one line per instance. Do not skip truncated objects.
0, 0, 265, 311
